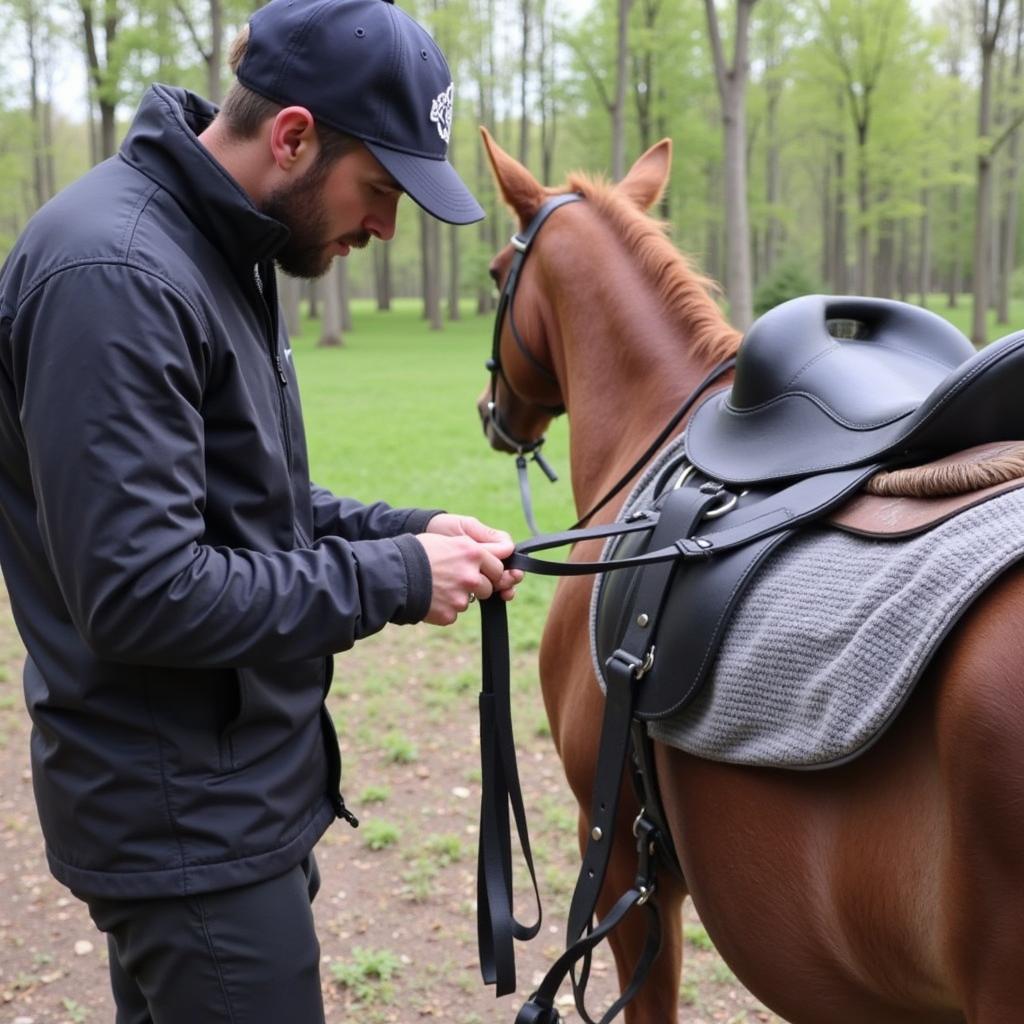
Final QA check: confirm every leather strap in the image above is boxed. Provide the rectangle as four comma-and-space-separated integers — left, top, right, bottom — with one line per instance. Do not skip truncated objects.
508, 463, 879, 577
477, 596, 542, 995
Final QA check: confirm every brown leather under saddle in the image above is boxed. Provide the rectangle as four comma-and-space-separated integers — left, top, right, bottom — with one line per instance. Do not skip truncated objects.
477, 274, 1024, 1021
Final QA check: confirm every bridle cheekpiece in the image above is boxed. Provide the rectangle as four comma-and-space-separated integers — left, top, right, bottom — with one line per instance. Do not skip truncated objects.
486, 192, 584, 533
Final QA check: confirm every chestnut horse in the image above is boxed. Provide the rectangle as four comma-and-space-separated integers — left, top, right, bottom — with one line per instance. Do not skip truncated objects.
477, 129, 1024, 1024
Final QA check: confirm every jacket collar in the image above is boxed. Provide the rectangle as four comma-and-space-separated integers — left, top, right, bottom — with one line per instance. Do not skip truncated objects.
119, 85, 290, 267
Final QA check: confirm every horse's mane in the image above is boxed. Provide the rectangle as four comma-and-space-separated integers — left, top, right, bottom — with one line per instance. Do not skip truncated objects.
559, 173, 742, 367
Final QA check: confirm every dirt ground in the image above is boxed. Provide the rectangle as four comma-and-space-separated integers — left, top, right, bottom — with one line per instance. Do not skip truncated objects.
0, 583, 784, 1024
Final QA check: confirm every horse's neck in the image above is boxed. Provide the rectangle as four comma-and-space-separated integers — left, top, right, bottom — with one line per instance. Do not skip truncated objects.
555, 270, 725, 519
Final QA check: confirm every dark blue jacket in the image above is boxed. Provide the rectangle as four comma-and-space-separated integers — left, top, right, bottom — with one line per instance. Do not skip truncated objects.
0, 86, 435, 898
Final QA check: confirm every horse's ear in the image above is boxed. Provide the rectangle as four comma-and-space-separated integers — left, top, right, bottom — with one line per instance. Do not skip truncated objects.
480, 126, 547, 224
616, 139, 672, 211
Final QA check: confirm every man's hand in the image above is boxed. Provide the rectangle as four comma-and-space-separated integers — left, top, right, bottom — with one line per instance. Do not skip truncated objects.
418, 514, 525, 624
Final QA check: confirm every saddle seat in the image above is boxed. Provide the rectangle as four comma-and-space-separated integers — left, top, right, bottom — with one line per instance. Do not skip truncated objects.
686, 295, 1024, 485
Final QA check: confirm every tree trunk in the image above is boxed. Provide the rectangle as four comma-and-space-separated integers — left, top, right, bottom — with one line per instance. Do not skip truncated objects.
375, 245, 392, 311
917, 188, 932, 307
208, 0, 223, 104
874, 212, 894, 298
833, 139, 848, 293
897, 217, 910, 302
538, 0, 556, 182
611, 0, 634, 179
822, 151, 833, 286
81, 0, 120, 160
318, 261, 345, 347
307, 279, 319, 320
519, 0, 531, 167
420, 209, 442, 330
763, 82, 781, 278
997, 0, 1024, 324
277, 270, 302, 337
972, 0, 1009, 345
447, 223, 461, 321
704, 0, 758, 330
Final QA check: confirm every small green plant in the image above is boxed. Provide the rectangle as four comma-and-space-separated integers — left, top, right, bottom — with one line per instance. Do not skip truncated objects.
424, 833, 464, 865
359, 783, 390, 804
362, 819, 400, 850
62, 998, 90, 1023
401, 857, 438, 902
381, 730, 417, 764
330, 946, 401, 1005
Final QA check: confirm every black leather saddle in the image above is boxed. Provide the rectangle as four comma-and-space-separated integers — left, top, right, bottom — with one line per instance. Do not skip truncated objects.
686, 295, 1024, 484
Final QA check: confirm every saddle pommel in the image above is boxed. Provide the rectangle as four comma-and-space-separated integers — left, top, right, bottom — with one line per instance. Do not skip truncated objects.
686, 295, 1024, 486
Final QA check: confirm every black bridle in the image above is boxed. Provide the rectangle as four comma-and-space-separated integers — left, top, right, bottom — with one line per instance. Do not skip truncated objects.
485, 193, 584, 533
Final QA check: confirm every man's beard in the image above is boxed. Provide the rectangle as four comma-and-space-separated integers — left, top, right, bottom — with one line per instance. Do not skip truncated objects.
261, 162, 371, 279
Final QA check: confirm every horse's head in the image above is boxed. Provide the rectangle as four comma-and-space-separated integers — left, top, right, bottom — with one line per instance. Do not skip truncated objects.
476, 129, 674, 456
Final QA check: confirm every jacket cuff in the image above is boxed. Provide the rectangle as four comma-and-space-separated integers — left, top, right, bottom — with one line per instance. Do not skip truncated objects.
402, 508, 445, 535
392, 533, 433, 624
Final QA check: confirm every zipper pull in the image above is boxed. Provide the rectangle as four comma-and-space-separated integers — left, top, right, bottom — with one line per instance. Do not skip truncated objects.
275, 354, 288, 385
334, 794, 359, 828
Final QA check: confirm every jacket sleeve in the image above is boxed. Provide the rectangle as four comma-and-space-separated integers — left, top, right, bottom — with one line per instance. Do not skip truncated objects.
14, 263, 431, 668
308, 483, 441, 541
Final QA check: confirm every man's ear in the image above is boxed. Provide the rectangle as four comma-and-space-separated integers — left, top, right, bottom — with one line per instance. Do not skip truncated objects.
268, 107, 318, 171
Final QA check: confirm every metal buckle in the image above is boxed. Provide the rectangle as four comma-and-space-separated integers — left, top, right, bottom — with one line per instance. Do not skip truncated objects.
636, 884, 655, 906
634, 647, 655, 679
510, 233, 528, 253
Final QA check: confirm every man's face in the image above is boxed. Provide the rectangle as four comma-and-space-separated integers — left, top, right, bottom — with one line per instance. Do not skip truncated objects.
262, 143, 403, 279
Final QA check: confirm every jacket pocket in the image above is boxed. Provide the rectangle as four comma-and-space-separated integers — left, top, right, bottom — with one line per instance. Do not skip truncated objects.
216, 659, 327, 774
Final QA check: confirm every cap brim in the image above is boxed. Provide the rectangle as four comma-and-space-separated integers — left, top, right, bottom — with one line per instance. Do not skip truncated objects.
365, 142, 485, 225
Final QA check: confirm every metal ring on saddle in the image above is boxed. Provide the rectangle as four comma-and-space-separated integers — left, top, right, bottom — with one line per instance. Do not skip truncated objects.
702, 490, 739, 519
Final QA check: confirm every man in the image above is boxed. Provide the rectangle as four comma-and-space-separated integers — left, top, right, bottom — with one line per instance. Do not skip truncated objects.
0, 0, 518, 1019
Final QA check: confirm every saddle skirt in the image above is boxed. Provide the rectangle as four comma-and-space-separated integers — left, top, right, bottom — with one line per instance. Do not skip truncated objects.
590, 433, 1024, 769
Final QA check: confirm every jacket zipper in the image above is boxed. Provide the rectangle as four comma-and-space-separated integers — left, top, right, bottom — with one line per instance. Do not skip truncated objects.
253, 263, 293, 471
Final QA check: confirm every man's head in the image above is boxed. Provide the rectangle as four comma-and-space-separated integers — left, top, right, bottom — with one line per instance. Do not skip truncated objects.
215, 0, 482, 277
217, 30, 404, 278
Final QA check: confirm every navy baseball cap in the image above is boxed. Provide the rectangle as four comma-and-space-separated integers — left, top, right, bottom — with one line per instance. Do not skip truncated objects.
237, 0, 484, 224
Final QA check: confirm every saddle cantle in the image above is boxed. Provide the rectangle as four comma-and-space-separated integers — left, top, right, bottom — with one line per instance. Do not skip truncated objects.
685, 295, 1024, 484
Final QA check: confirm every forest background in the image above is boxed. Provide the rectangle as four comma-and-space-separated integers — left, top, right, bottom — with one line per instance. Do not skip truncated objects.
1, 0, 1021, 345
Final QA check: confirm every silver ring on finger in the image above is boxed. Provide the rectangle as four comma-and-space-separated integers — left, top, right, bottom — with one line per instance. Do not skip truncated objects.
468, 592, 477, 604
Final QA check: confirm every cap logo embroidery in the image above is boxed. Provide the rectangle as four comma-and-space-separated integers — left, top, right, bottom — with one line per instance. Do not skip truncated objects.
430, 83, 453, 144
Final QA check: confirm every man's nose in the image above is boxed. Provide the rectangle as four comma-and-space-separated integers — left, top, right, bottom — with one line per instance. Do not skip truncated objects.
365, 196, 400, 242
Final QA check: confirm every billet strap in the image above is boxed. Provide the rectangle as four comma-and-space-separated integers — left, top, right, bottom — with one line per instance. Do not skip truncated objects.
507, 463, 881, 577
477, 595, 542, 995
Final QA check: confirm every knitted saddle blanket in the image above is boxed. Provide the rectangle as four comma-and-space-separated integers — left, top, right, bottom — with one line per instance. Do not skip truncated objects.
589, 435, 1024, 769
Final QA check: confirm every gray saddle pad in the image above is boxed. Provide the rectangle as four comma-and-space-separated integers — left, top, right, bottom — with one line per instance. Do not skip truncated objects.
589, 441, 1024, 769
